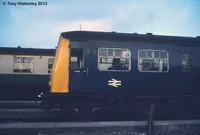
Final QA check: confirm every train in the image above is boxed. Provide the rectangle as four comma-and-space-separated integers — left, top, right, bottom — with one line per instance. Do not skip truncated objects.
0, 46, 55, 101
40, 30, 200, 116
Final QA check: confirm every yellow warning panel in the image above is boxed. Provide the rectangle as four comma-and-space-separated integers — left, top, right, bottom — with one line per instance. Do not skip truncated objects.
50, 36, 69, 93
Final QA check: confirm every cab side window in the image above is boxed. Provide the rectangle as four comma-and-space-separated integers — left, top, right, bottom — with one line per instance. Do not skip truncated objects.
70, 48, 84, 69
138, 49, 169, 72
98, 48, 131, 71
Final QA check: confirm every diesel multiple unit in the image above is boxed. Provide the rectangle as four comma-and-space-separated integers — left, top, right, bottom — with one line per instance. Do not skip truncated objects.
40, 31, 200, 115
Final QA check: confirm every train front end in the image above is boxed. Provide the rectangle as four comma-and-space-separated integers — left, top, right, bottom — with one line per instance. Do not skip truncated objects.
49, 35, 70, 94
41, 34, 70, 110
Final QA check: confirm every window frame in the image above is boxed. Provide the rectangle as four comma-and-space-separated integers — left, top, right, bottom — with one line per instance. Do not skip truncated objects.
137, 49, 169, 73
97, 47, 132, 72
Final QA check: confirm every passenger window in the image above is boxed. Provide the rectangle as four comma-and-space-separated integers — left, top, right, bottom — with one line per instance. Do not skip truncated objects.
70, 48, 84, 69
181, 53, 192, 72
13, 56, 34, 73
138, 50, 169, 72
98, 48, 131, 71
48, 58, 54, 73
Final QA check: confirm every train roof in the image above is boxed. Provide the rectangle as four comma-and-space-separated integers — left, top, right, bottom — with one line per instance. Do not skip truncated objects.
61, 31, 200, 45
0, 47, 56, 56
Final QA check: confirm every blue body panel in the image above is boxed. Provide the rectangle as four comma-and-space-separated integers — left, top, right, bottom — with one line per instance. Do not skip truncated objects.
69, 40, 200, 95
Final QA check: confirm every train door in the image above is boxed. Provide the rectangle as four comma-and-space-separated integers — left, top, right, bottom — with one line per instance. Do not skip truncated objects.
180, 52, 195, 93
69, 48, 88, 92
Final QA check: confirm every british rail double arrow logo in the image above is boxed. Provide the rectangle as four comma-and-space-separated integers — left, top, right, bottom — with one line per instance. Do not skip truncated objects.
108, 78, 121, 88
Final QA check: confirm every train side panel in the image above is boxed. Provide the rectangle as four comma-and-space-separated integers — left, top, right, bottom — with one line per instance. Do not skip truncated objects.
0, 54, 54, 101
33, 56, 49, 74
68, 40, 200, 96
0, 55, 14, 73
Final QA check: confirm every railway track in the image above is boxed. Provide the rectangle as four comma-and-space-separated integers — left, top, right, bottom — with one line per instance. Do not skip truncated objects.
0, 120, 200, 135
0, 100, 200, 123
0, 101, 41, 109
1, 102, 200, 134
0, 108, 200, 123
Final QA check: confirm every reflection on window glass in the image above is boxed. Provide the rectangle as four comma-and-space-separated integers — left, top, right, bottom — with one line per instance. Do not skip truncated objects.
99, 49, 107, 56
147, 51, 153, 58
98, 48, 131, 71
139, 50, 146, 58
138, 50, 169, 72
115, 49, 122, 57
108, 49, 113, 57
122, 50, 130, 58
154, 51, 159, 58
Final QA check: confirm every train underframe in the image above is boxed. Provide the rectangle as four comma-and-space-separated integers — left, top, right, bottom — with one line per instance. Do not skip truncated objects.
40, 93, 200, 120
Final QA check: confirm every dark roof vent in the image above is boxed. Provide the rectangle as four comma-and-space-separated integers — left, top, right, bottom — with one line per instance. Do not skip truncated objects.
133, 33, 138, 34
111, 31, 116, 33
146, 33, 153, 35
17, 46, 21, 48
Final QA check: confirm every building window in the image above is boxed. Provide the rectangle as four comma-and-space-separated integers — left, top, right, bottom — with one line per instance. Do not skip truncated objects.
181, 53, 192, 72
98, 48, 131, 71
138, 49, 169, 72
13, 56, 34, 73
48, 58, 54, 73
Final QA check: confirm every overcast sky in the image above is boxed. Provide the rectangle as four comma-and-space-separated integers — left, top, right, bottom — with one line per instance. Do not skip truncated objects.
0, 0, 200, 49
